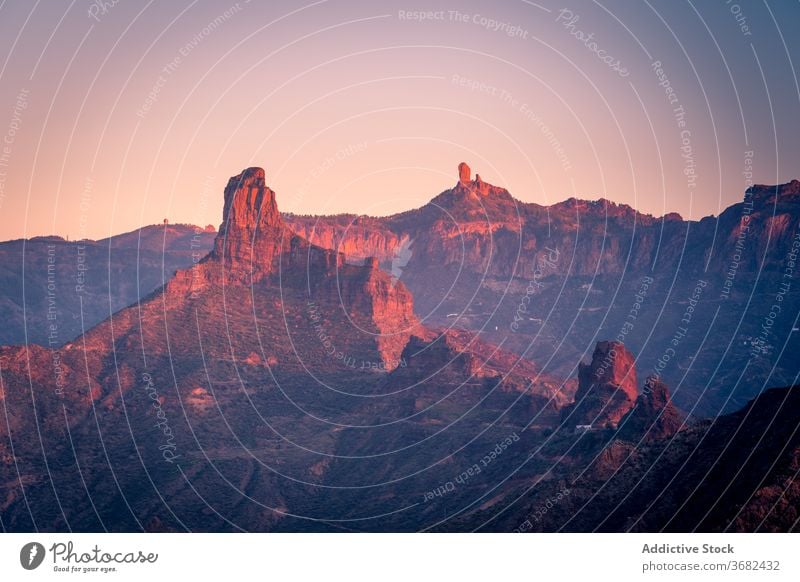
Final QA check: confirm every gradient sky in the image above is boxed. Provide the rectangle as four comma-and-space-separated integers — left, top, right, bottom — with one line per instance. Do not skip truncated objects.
0, 0, 798, 240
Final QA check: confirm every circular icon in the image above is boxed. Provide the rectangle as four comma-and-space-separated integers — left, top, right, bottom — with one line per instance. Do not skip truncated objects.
20, 542, 46, 570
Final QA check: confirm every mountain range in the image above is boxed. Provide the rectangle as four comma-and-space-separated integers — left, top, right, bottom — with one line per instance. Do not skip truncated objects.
0, 164, 798, 532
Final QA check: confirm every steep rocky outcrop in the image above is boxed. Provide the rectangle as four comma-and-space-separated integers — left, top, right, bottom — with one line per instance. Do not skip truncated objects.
561, 341, 638, 429
206, 167, 345, 282
165, 167, 419, 368
212, 167, 285, 273
458, 162, 471, 183
618, 375, 683, 441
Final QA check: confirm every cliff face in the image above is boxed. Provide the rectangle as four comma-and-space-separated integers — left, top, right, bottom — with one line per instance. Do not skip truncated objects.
285, 215, 403, 264
212, 167, 285, 274
561, 341, 638, 428
158, 167, 420, 369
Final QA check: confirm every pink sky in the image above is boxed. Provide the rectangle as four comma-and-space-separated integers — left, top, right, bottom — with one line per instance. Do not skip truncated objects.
0, 0, 797, 240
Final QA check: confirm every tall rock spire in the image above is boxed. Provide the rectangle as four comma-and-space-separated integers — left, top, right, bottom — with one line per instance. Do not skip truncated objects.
167, 166, 420, 368
453, 162, 501, 197
561, 341, 638, 429
212, 167, 285, 274
458, 162, 471, 183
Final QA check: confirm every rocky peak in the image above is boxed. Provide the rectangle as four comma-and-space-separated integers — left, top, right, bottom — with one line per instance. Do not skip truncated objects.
561, 341, 638, 429
458, 162, 471, 183
212, 167, 285, 270
220, 167, 281, 230
441, 162, 514, 204
164, 166, 419, 369
585, 340, 638, 398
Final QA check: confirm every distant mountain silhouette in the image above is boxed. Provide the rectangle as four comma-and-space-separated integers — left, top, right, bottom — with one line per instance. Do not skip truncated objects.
0, 224, 216, 346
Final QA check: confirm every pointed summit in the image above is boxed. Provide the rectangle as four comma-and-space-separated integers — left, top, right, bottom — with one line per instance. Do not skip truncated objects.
217, 167, 282, 237
452, 162, 506, 198
458, 162, 471, 183
212, 167, 285, 272
168, 167, 421, 367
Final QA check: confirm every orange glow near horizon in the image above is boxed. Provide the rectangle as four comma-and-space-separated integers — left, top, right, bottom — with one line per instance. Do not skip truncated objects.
0, 0, 798, 240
